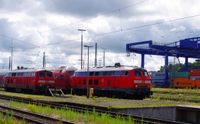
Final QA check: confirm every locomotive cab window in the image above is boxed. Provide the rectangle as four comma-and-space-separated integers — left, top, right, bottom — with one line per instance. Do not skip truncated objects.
134, 70, 142, 77
125, 71, 129, 76
143, 70, 149, 76
39, 71, 45, 77
47, 71, 53, 77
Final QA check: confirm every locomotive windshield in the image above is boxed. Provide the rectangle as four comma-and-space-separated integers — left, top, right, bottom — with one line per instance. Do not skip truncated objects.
143, 70, 149, 76
134, 70, 142, 77
47, 71, 53, 77
39, 71, 53, 77
134, 69, 149, 77
39, 71, 45, 77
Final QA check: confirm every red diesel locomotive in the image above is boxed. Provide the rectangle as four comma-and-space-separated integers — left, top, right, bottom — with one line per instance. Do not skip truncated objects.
4, 69, 55, 93
71, 66, 152, 99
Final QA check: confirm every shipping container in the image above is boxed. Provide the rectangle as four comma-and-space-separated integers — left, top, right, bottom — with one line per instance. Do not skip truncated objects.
194, 80, 200, 88
169, 72, 189, 78
190, 76, 200, 80
190, 69, 200, 76
172, 77, 195, 88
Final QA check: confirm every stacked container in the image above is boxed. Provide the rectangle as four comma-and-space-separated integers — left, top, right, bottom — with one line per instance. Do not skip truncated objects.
170, 71, 193, 88
190, 69, 200, 88
169, 72, 189, 78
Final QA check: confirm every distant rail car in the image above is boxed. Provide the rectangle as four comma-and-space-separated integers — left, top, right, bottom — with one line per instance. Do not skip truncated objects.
4, 69, 55, 93
150, 72, 165, 87
71, 66, 152, 99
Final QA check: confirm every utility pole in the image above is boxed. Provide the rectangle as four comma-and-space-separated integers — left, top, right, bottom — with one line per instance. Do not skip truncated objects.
10, 40, 14, 70
84, 44, 93, 98
94, 43, 97, 67
8, 56, 11, 70
103, 48, 106, 67
43, 52, 46, 68
78, 29, 86, 69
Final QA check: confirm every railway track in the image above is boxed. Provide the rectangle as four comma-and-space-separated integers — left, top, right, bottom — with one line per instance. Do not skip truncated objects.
0, 94, 187, 124
153, 90, 200, 96
0, 104, 73, 124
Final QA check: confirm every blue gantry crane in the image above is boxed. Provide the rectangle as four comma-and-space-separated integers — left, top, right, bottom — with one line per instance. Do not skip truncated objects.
126, 36, 200, 87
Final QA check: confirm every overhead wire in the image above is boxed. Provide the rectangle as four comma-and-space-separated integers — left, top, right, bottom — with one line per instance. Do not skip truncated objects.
95, 13, 200, 38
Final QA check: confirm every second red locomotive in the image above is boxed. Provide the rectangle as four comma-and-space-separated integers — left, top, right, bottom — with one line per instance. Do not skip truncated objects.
71, 66, 152, 99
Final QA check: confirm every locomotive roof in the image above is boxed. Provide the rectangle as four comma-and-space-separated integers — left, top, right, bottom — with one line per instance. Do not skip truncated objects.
0, 70, 9, 75
0, 70, 9, 73
7, 69, 50, 73
76, 66, 145, 72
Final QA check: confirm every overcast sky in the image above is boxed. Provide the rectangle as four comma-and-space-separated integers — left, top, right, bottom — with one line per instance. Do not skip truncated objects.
0, 0, 200, 70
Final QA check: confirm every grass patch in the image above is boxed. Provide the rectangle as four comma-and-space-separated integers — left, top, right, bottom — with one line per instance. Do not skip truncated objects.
9, 101, 138, 124
152, 88, 200, 95
0, 112, 26, 124
151, 93, 200, 103
151, 88, 200, 104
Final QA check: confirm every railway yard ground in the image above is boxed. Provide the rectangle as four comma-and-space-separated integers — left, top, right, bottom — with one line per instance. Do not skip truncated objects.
0, 88, 199, 123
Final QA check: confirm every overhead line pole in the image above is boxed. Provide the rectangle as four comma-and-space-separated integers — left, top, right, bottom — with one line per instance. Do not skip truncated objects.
10, 40, 14, 70
8, 56, 11, 70
103, 48, 106, 67
84, 44, 93, 98
43, 52, 46, 68
78, 29, 86, 69
94, 43, 97, 67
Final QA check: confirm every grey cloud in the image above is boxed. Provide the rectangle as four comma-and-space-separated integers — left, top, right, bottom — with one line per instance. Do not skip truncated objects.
0, 0, 31, 12
95, 28, 153, 53
41, 0, 141, 18
0, 19, 16, 51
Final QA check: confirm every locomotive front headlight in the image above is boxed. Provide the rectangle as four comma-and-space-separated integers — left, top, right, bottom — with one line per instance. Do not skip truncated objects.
38, 80, 45, 83
134, 80, 142, 83
48, 81, 55, 83
145, 80, 151, 83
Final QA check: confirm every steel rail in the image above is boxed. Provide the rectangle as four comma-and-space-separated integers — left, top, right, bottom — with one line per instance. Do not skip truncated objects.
0, 104, 73, 124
